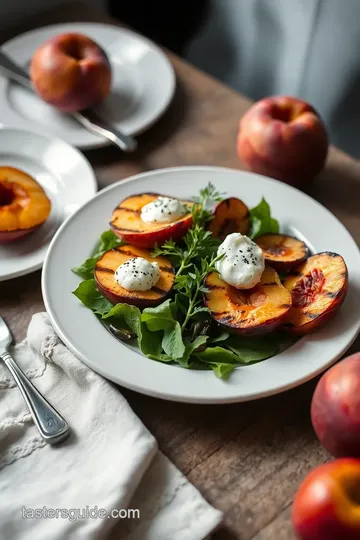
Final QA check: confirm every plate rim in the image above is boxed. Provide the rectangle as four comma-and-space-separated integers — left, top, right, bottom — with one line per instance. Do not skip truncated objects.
0, 125, 97, 281
42, 165, 360, 403
0, 21, 176, 150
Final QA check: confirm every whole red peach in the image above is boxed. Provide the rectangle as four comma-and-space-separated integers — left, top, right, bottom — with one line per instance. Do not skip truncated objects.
292, 458, 360, 540
30, 33, 111, 112
311, 353, 360, 457
237, 96, 328, 187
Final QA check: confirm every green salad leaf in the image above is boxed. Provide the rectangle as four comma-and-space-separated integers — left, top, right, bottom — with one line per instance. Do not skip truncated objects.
102, 303, 142, 336
72, 279, 113, 315
249, 198, 279, 239
193, 346, 239, 364
208, 363, 236, 380
142, 300, 185, 360
103, 302, 164, 358
72, 230, 123, 279
179, 335, 208, 368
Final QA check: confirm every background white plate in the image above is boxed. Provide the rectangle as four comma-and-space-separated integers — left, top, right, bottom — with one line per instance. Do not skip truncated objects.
42, 167, 360, 403
0, 127, 97, 281
0, 23, 175, 150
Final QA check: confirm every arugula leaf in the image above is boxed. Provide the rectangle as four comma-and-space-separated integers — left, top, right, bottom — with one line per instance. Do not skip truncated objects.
102, 302, 164, 357
72, 230, 123, 279
93, 230, 122, 257
142, 300, 185, 360
209, 331, 230, 343
225, 334, 296, 363
193, 346, 239, 364
72, 279, 113, 315
147, 352, 173, 363
72, 257, 99, 280
102, 303, 142, 336
208, 362, 235, 380
162, 323, 185, 360
178, 335, 208, 368
249, 198, 279, 239
225, 339, 277, 363
139, 324, 163, 358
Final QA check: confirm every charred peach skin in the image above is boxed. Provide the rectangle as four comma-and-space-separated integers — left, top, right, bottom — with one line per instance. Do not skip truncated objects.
0, 166, 51, 243
30, 33, 111, 112
283, 252, 348, 335
292, 459, 360, 540
204, 266, 291, 335
311, 353, 360, 458
110, 193, 193, 248
95, 244, 175, 307
237, 96, 328, 187
255, 233, 309, 271
208, 197, 250, 240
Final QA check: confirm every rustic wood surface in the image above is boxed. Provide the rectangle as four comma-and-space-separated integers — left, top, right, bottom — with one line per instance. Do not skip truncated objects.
1, 4, 360, 539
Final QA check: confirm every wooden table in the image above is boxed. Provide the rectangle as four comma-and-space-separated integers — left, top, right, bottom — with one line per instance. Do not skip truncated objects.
1, 4, 360, 539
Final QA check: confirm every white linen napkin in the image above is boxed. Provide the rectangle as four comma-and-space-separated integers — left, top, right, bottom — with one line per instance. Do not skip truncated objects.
0, 313, 222, 540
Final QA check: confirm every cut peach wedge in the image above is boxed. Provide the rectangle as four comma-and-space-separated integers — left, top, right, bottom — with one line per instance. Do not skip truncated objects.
204, 266, 292, 335
110, 193, 193, 248
95, 244, 175, 307
208, 197, 250, 240
255, 233, 309, 271
0, 166, 51, 243
283, 252, 348, 335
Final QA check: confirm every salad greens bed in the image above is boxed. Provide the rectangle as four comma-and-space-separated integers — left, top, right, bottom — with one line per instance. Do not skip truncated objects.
72, 184, 295, 379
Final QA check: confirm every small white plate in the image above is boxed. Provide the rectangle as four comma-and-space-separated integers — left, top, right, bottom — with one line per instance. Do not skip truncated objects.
0, 127, 96, 281
0, 23, 176, 150
42, 167, 360, 403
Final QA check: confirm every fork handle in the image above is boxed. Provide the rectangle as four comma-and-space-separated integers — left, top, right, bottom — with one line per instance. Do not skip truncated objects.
1, 352, 70, 444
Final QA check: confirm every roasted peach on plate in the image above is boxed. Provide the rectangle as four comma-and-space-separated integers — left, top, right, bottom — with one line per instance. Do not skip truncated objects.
255, 233, 309, 271
0, 166, 51, 243
208, 197, 250, 240
95, 244, 175, 307
204, 267, 291, 335
110, 193, 193, 248
283, 252, 348, 335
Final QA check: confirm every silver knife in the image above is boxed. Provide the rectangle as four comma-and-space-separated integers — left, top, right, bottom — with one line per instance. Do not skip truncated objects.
0, 51, 137, 152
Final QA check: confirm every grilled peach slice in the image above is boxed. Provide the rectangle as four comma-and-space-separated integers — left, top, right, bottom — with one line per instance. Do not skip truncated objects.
283, 252, 348, 335
110, 193, 193, 248
255, 233, 309, 271
208, 197, 250, 240
95, 244, 175, 307
0, 166, 51, 243
204, 266, 291, 335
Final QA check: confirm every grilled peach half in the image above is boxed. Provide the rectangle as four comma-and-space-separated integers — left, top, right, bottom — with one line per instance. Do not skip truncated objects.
208, 197, 250, 240
0, 166, 51, 243
110, 193, 193, 248
283, 252, 348, 335
204, 266, 291, 335
95, 244, 175, 307
255, 233, 309, 271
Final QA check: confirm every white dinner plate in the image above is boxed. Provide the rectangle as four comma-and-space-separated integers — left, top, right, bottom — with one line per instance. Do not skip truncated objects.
0, 22, 175, 150
0, 127, 97, 281
42, 167, 360, 403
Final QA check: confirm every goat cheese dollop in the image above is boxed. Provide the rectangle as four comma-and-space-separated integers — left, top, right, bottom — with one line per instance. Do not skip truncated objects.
141, 196, 188, 223
115, 258, 160, 291
215, 233, 265, 289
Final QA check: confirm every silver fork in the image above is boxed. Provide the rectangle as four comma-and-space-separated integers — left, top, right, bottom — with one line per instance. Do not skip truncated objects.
0, 316, 70, 444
